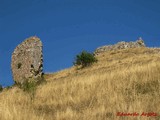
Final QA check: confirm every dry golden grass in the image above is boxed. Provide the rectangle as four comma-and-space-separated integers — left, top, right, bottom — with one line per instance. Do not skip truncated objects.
0, 47, 160, 120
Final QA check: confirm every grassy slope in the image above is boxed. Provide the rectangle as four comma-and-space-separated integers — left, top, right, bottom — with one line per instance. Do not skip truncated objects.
0, 47, 160, 120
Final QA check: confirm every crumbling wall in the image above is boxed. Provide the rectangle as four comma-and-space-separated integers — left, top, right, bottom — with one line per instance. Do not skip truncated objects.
94, 38, 146, 55
11, 36, 43, 84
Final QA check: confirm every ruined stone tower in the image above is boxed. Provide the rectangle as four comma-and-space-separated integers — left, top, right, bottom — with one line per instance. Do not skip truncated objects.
11, 36, 43, 84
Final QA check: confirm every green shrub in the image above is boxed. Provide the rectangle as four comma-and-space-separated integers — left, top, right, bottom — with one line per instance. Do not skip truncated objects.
0, 84, 3, 92
73, 50, 97, 68
22, 80, 36, 93
6, 86, 12, 90
15, 76, 46, 100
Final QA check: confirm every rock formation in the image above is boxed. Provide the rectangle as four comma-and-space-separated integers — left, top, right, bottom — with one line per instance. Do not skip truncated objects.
94, 37, 146, 55
11, 36, 43, 84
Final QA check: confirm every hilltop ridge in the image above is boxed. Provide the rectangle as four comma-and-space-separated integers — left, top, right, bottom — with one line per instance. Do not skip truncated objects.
0, 40, 160, 120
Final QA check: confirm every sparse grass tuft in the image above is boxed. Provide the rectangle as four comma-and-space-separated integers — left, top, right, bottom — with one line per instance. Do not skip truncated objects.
134, 80, 160, 95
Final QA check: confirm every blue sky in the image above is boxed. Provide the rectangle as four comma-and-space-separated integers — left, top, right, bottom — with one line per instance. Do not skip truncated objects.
0, 0, 160, 86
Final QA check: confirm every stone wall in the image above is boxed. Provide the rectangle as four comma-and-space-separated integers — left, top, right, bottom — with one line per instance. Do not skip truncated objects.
94, 38, 146, 55
11, 36, 43, 84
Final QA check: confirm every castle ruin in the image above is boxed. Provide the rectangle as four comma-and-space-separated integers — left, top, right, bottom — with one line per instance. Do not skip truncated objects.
11, 36, 43, 84
94, 38, 146, 55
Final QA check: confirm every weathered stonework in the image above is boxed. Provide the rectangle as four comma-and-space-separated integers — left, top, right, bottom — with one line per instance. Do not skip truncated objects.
94, 38, 146, 55
11, 36, 43, 84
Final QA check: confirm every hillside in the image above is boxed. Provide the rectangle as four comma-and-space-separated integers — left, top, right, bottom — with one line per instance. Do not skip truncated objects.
0, 47, 160, 120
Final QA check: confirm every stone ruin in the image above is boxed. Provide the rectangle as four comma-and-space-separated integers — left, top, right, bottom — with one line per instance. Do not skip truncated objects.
94, 37, 146, 55
11, 36, 43, 84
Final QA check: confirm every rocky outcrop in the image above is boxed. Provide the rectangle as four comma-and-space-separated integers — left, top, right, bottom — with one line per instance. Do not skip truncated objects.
11, 36, 43, 84
94, 38, 146, 55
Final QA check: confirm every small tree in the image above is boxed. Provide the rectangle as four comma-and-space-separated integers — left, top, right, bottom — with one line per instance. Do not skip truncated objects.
74, 51, 97, 68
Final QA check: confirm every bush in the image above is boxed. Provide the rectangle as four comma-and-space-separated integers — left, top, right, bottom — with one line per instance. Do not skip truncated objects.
15, 76, 46, 100
73, 50, 97, 68
5, 86, 12, 90
22, 80, 36, 93
0, 84, 3, 92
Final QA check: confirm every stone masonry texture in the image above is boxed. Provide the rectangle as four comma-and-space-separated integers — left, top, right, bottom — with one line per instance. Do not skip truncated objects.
94, 38, 146, 55
11, 36, 43, 84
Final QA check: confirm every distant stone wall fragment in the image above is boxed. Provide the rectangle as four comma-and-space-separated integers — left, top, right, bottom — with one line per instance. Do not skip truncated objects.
11, 36, 43, 84
94, 37, 146, 55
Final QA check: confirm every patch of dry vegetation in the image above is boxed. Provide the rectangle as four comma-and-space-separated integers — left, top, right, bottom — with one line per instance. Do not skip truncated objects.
0, 47, 160, 120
